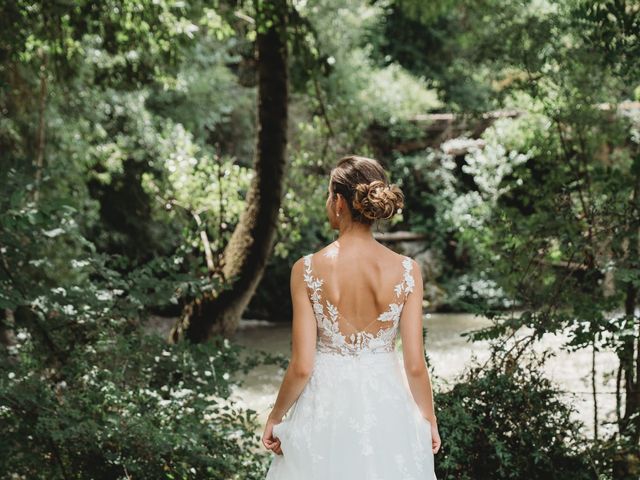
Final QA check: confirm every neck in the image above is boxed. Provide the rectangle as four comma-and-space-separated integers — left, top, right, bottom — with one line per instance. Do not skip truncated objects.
337, 221, 375, 242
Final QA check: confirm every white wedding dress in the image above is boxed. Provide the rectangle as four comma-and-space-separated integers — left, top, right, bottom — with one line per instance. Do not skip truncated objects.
266, 252, 437, 480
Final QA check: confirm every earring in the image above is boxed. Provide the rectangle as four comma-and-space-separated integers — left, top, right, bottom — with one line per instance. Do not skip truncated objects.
337, 211, 340, 218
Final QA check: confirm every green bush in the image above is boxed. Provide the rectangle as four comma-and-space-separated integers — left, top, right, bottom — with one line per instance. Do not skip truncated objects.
0, 185, 281, 479
0, 330, 276, 479
433, 352, 602, 480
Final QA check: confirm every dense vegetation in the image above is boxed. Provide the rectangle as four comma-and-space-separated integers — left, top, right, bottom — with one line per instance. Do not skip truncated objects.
1, 0, 638, 478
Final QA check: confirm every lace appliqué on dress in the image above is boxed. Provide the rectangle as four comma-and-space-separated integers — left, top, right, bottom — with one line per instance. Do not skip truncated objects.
303, 254, 414, 356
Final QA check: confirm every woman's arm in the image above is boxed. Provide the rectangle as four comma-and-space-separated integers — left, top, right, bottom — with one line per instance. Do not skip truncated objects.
399, 259, 437, 424
267, 257, 317, 422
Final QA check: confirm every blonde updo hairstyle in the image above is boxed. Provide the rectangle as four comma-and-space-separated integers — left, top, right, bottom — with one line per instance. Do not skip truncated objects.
330, 155, 404, 226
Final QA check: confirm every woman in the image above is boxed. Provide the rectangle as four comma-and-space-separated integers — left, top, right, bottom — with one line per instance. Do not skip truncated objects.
263, 155, 441, 479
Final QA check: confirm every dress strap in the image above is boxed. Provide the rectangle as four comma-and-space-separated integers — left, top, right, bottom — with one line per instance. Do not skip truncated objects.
302, 253, 322, 295
399, 256, 415, 300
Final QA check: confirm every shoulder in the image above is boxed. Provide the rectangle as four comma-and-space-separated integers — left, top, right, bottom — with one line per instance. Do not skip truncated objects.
291, 255, 307, 273
404, 255, 419, 272
296, 242, 336, 267
374, 240, 407, 262
391, 251, 420, 284
403, 256, 422, 294
381, 246, 416, 274
400, 255, 420, 275
291, 253, 312, 277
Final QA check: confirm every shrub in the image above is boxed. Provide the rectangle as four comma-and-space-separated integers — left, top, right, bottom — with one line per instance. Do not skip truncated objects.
433, 351, 601, 480
0, 330, 278, 479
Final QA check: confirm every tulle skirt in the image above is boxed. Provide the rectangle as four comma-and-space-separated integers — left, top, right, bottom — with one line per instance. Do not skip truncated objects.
266, 349, 437, 480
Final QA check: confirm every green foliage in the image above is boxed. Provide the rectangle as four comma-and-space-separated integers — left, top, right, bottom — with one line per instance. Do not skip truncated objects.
374, 1, 499, 112
388, 139, 531, 310
246, 0, 445, 318
4, 0, 637, 475
0, 329, 264, 479
376, 0, 640, 112
141, 123, 254, 260
461, 99, 639, 345
291, 0, 442, 152
0, 0, 221, 87
372, 3, 640, 468
389, 150, 458, 248
434, 352, 602, 479
405, 1, 640, 467
0, 2, 275, 477
572, 0, 640, 80
0, 173, 283, 478
0, 330, 275, 479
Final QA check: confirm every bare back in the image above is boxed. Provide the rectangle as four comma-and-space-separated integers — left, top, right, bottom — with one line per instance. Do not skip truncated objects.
302, 240, 414, 356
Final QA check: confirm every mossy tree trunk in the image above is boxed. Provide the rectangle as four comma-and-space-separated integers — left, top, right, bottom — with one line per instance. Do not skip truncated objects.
169, 0, 289, 343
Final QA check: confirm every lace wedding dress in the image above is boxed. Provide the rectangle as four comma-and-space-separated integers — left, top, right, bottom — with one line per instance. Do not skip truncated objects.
265, 253, 437, 480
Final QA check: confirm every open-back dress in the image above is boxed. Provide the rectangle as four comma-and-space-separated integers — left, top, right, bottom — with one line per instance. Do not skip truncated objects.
265, 251, 437, 480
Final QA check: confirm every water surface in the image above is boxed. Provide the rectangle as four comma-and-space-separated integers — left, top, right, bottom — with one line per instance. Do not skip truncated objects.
230, 313, 618, 440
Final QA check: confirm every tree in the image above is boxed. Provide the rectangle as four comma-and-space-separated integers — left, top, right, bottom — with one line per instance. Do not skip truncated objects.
170, 0, 290, 342
429, 1, 640, 476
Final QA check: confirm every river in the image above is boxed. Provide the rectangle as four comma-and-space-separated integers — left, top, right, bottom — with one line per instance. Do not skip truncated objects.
229, 312, 618, 441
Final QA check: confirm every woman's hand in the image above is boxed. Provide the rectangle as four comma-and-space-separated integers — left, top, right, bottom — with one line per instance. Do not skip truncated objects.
262, 415, 283, 455
430, 421, 441, 454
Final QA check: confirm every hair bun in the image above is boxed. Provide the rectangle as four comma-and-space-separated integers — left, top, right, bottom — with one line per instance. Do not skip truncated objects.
352, 180, 404, 221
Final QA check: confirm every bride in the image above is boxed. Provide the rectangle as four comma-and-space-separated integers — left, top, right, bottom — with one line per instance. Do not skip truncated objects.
262, 155, 441, 479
